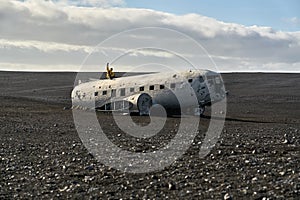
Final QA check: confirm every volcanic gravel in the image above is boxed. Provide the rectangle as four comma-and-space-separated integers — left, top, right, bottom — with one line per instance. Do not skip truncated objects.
0, 72, 299, 199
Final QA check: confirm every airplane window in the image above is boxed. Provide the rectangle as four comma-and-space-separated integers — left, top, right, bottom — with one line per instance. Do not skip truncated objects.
160, 85, 165, 89
139, 86, 144, 91
188, 79, 193, 83
111, 89, 116, 97
199, 76, 204, 83
149, 85, 154, 90
170, 83, 176, 89
130, 88, 134, 92
120, 88, 125, 96
102, 91, 107, 95
94, 92, 98, 96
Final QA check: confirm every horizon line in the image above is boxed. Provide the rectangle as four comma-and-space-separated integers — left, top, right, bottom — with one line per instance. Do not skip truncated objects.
0, 69, 299, 74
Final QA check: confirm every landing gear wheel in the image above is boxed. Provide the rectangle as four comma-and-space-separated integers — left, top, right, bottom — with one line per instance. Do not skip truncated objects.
137, 93, 152, 116
194, 106, 205, 116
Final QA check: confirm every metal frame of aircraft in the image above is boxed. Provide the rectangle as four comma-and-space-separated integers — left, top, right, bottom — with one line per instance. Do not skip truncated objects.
71, 69, 227, 116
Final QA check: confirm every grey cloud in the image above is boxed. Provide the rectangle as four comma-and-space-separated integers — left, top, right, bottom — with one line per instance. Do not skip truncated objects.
0, 0, 299, 72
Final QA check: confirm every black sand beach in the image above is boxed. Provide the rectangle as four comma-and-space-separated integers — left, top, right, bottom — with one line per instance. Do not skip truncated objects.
0, 72, 299, 199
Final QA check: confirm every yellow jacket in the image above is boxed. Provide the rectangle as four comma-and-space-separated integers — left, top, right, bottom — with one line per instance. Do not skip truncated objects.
106, 64, 115, 79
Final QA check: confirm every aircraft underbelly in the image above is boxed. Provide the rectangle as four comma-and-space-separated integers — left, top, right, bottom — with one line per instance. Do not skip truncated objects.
152, 88, 198, 109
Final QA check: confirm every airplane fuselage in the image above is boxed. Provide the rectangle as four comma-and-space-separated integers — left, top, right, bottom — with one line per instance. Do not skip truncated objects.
71, 70, 226, 115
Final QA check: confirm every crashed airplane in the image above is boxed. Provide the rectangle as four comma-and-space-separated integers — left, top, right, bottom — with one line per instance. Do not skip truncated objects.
71, 69, 226, 116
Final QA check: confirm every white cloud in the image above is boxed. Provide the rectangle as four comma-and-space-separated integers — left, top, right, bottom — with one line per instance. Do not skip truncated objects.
0, 0, 299, 72
60, 0, 125, 7
0, 62, 82, 72
0, 39, 93, 53
283, 17, 300, 27
128, 49, 175, 58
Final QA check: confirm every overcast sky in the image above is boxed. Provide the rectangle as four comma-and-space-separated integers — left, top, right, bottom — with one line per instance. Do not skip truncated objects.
0, 0, 300, 72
